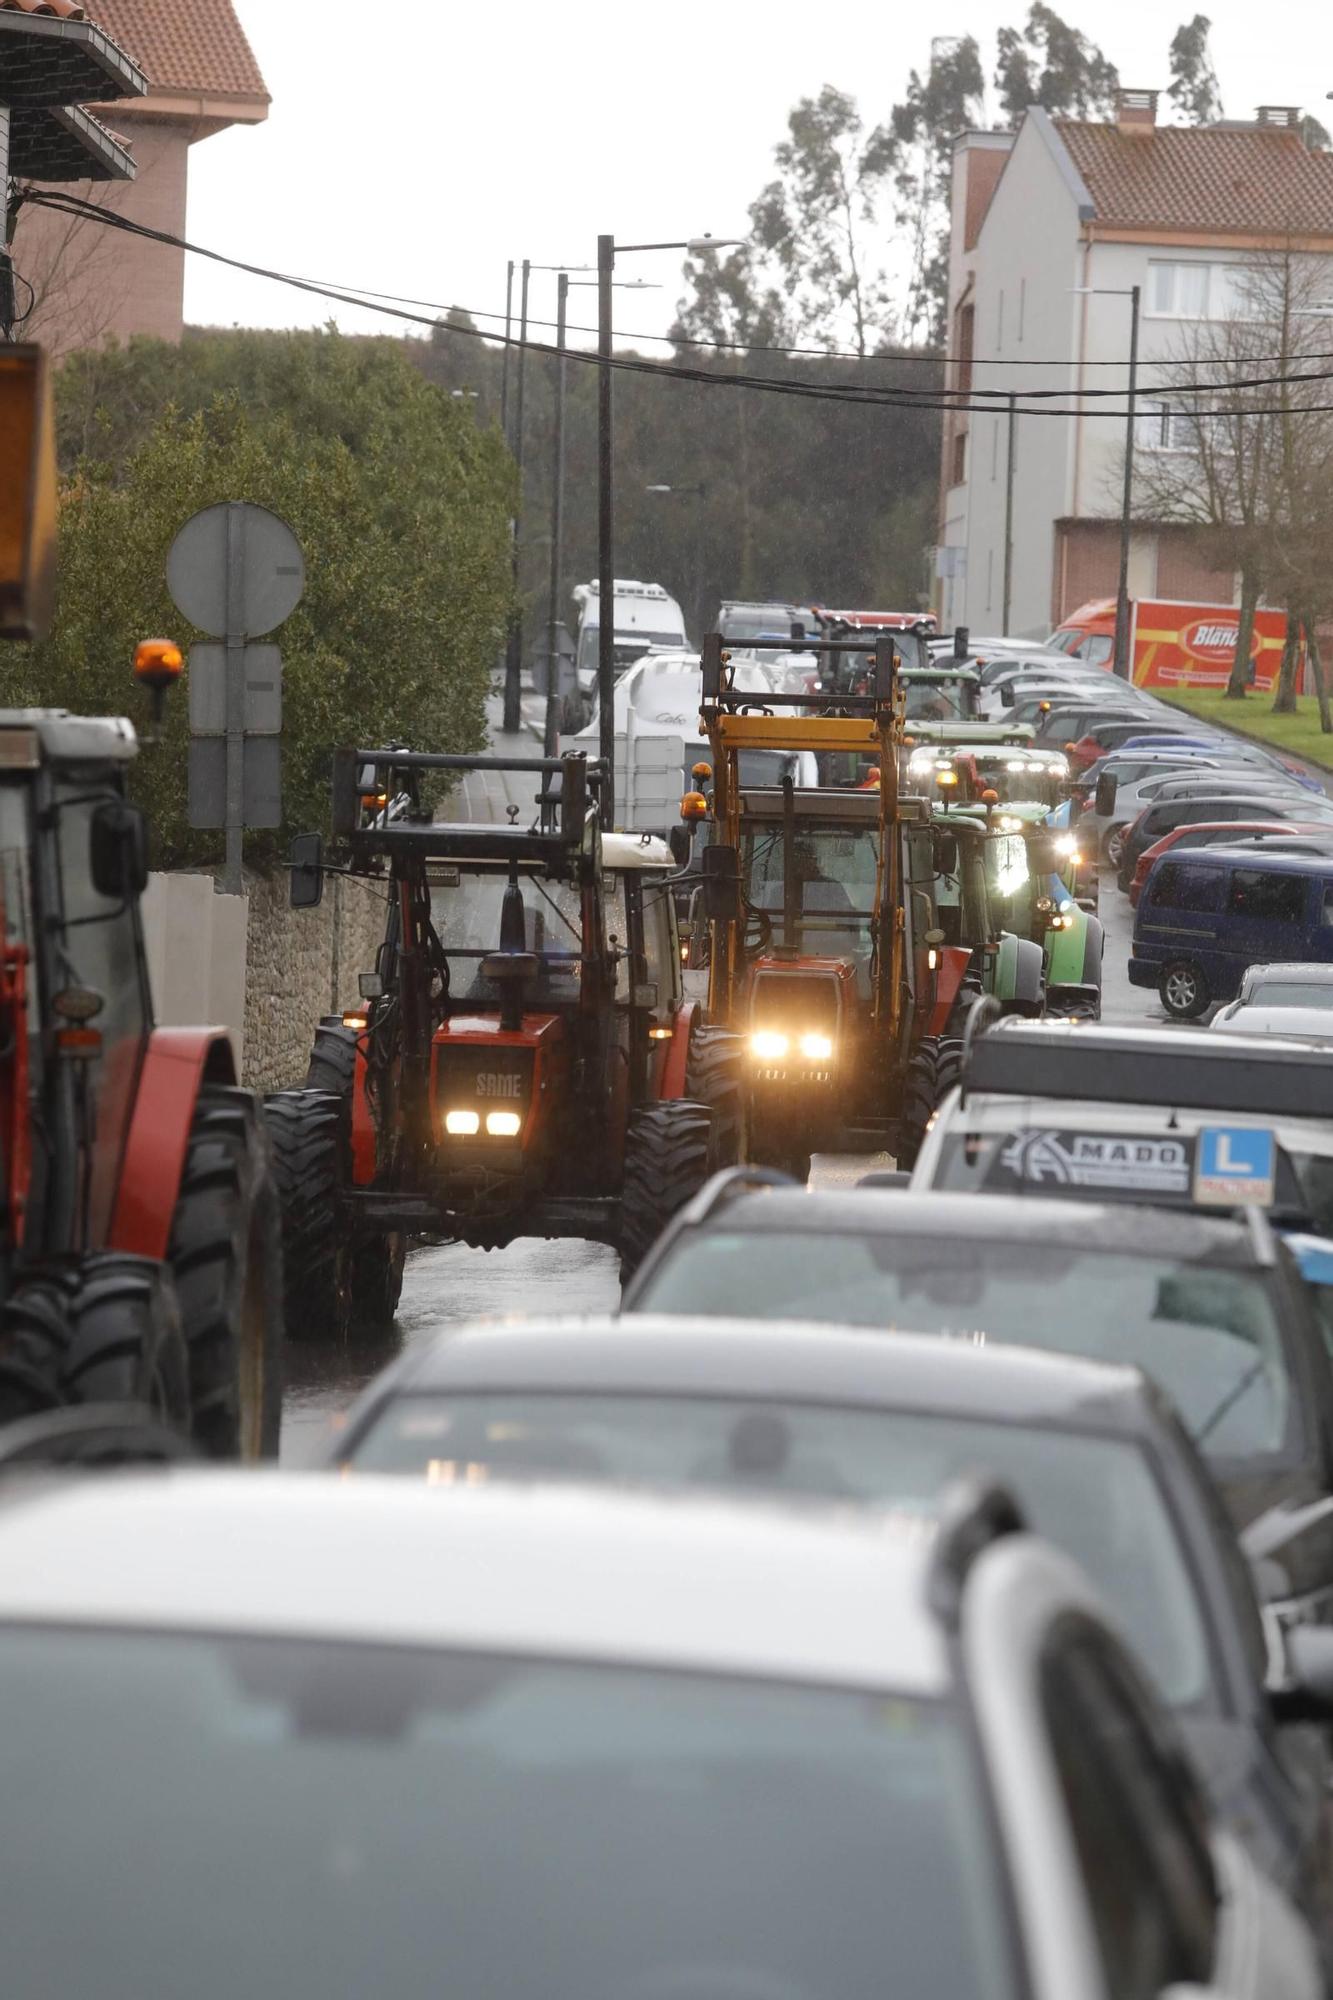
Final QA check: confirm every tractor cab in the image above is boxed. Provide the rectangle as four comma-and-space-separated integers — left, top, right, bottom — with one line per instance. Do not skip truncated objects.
275, 748, 742, 1319
907, 743, 1070, 811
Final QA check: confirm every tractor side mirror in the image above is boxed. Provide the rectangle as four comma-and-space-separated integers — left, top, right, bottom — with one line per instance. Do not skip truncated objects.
668, 824, 692, 866
999, 684, 1015, 708
1095, 772, 1119, 816
790, 619, 806, 646
289, 831, 325, 910
701, 841, 741, 923
1026, 834, 1061, 874
89, 801, 148, 901
933, 830, 958, 874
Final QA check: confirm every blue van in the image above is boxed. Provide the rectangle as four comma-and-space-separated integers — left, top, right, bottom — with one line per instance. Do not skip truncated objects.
1130, 846, 1333, 1018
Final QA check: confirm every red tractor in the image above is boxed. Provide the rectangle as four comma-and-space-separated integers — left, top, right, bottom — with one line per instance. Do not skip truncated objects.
0, 706, 282, 1454
265, 747, 742, 1336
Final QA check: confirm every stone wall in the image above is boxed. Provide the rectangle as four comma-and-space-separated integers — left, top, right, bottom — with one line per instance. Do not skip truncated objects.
242, 871, 385, 1094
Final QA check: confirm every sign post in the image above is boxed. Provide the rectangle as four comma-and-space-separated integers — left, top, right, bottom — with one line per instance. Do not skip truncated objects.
168, 501, 304, 894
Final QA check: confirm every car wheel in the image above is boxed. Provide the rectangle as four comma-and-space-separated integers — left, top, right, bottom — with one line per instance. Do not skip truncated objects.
1103, 823, 1127, 868
1159, 961, 1210, 1020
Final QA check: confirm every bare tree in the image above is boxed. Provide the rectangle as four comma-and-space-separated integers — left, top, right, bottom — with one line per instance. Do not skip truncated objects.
10, 184, 130, 361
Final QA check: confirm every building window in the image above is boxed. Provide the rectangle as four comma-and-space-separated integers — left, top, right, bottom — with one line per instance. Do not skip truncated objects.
1137, 401, 1233, 455
951, 429, 968, 487
1147, 261, 1257, 320
1018, 277, 1026, 344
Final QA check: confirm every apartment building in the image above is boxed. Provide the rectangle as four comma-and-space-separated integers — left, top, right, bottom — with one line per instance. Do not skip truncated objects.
937, 91, 1333, 637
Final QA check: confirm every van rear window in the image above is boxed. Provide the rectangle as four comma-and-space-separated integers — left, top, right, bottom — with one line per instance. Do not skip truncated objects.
1227, 869, 1305, 923
1148, 862, 1220, 913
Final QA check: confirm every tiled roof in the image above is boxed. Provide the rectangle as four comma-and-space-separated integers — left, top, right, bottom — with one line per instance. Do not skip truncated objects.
1054, 120, 1333, 236
64, 0, 268, 101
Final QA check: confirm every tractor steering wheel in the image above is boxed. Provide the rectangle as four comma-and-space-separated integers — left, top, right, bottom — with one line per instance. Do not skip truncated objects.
742, 901, 774, 956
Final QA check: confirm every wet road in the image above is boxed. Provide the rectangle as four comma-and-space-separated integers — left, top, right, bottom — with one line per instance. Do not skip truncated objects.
277, 698, 1148, 1465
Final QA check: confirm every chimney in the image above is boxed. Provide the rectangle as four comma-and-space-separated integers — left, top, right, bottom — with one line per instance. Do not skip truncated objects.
1115, 88, 1159, 135
1255, 105, 1302, 131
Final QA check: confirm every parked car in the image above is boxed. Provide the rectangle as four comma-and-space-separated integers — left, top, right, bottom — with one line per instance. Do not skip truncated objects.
1214, 963, 1333, 1021
3, 1468, 1322, 1999
1132, 847, 1333, 1017
1118, 794, 1333, 889
1129, 824, 1333, 908
336, 1313, 1333, 1926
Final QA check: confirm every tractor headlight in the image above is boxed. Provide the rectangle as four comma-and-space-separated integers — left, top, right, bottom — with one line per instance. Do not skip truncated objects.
799, 1032, 834, 1061
485, 1111, 522, 1137
1053, 833, 1078, 856
445, 1110, 481, 1136
751, 1030, 789, 1060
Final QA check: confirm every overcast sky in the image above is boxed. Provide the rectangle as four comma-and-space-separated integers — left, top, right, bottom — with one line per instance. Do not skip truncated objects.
185, 0, 1333, 354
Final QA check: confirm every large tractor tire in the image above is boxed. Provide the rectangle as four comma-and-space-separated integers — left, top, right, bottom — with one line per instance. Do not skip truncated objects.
0, 1272, 77, 1424
304, 1021, 405, 1333
619, 1100, 715, 1283
169, 1086, 284, 1460
306, 1018, 358, 1098
63, 1254, 190, 1425
897, 1036, 964, 1172
684, 1023, 746, 1167
262, 1088, 348, 1349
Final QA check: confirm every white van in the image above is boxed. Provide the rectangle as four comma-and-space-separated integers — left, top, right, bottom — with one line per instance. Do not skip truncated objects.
572, 580, 688, 714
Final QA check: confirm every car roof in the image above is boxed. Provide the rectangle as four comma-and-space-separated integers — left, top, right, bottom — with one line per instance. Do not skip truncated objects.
1156, 844, 1333, 875
652, 1189, 1265, 1266
963, 1019, 1333, 1121
1213, 1007, 1333, 1038
0, 1472, 952, 1694
372, 1314, 1160, 1436
1243, 961, 1333, 983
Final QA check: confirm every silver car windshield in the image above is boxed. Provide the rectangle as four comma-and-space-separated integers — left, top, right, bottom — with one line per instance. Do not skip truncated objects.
0, 1628, 1016, 2000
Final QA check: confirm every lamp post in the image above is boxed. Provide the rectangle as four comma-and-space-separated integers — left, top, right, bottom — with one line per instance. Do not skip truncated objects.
1072, 283, 1141, 679
1002, 395, 1017, 635
596, 233, 742, 824
502, 258, 532, 734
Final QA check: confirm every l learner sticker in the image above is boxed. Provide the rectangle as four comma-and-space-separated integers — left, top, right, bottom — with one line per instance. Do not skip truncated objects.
1194, 1126, 1275, 1207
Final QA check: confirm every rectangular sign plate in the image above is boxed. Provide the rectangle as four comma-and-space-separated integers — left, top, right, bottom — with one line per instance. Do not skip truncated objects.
188, 643, 283, 735
1193, 1126, 1276, 1207
187, 736, 282, 830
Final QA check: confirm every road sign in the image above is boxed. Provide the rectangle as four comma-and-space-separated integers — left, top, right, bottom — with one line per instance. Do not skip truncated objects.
188, 644, 282, 735
167, 503, 304, 639
187, 738, 281, 830
1194, 1126, 1276, 1207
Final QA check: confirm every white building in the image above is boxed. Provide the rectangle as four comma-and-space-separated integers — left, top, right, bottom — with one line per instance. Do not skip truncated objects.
937, 91, 1333, 638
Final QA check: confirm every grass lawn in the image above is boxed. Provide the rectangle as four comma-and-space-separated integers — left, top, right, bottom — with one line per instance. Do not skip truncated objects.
1158, 687, 1333, 771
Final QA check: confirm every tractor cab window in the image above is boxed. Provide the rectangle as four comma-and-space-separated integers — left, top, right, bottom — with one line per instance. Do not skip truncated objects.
902, 677, 974, 722
431, 869, 627, 1008
743, 824, 878, 994
636, 878, 678, 1012
54, 779, 152, 1245
0, 782, 40, 1058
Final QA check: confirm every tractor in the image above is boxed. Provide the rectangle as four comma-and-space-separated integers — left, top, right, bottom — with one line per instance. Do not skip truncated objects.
0, 346, 282, 1454
266, 746, 742, 1332
689, 632, 979, 1177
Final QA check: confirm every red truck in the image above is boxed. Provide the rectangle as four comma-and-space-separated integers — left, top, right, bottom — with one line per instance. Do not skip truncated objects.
1050, 597, 1300, 693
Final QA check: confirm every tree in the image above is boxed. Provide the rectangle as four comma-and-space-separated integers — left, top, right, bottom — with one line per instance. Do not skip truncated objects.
888, 37, 986, 343
994, 5, 1118, 120
2, 330, 515, 862
748, 86, 898, 357
1166, 15, 1223, 125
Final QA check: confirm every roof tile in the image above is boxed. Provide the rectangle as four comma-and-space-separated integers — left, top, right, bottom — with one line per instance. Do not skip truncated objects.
69, 0, 268, 101
1054, 120, 1333, 237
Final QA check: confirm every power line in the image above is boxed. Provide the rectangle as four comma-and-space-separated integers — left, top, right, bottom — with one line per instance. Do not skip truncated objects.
26, 188, 1333, 422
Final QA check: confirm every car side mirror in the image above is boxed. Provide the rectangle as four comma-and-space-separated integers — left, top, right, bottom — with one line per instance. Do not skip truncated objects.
701, 841, 741, 924
999, 684, 1015, 708
89, 800, 148, 900
289, 831, 325, 909
1095, 773, 1118, 816
858, 1169, 912, 1189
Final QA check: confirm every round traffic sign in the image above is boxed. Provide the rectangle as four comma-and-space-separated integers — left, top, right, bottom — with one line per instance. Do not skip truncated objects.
166, 501, 305, 639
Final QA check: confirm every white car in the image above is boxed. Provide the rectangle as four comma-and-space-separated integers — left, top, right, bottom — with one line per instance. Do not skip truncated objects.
0, 1470, 1318, 2000
1214, 962, 1333, 1023
1212, 1005, 1333, 1040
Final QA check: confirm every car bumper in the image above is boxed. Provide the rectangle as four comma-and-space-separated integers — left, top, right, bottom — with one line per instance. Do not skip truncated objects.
1127, 958, 1158, 989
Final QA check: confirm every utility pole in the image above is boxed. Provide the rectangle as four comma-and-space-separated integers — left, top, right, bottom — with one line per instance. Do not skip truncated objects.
1113, 286, 1142, 681
1002, 395, 1017, 634
596, 233, 615, 824
502, 258, 530, 734
499, 260, 514, 437
544, 272, 568, 755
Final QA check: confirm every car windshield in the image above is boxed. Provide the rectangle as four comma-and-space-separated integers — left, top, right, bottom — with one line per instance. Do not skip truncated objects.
351, 1398, 1212, 1709
0, 1626, 1016, 2000
1246, 980, 1333, 1008
634, 1228, 1294, 1464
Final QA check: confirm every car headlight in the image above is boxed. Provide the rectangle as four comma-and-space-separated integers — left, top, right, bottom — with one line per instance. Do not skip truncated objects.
751, 1030, 789, 1060
799, 1032, 834, 1061
444, 1109, 480, 1136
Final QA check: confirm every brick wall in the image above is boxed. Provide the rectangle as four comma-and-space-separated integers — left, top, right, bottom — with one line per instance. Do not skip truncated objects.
1053, 521, 1120, 623
242, 872, 385, 1094
1155, 529, 1237, 606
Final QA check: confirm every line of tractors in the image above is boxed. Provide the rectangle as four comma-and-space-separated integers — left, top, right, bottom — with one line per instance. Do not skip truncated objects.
0, 336, 1104, 1418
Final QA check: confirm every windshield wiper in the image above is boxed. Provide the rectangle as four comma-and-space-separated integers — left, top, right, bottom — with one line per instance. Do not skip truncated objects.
1196, 1356, 1268, 1445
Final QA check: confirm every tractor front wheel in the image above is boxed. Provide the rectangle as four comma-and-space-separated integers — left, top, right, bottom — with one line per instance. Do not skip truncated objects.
0, 1272, 77, 1425
685, 1024, 746, 1166
63, 1254, 191, 1426
263, 1089, 349, 1349
897, 1036, 964, 1171
619, 1100, 714, 1283
304, 1021, 406, 1333
169, 1086, 284, 1460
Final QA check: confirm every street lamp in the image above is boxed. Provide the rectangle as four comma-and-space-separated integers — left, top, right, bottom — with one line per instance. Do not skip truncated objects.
1072, 284, 1142, 680
597, 233, 742, 823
